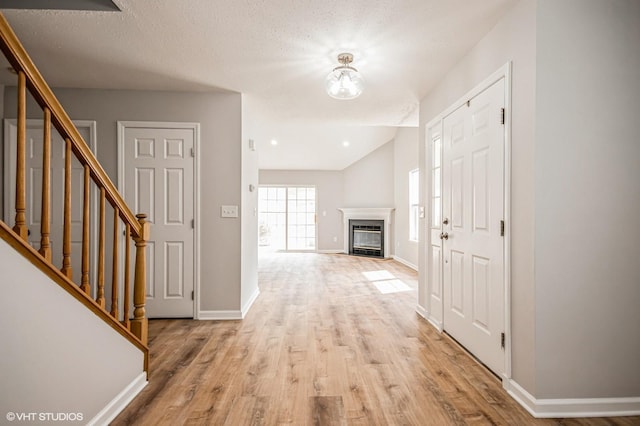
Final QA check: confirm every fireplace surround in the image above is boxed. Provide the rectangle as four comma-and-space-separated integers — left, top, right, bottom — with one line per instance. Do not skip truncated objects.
338, 208, 394, 259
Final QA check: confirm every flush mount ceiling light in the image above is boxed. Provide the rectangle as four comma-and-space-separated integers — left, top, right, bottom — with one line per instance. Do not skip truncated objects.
326, 53, 364, 100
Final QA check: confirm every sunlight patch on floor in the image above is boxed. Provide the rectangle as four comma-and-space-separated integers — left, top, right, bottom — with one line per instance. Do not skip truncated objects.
363, 270, 412, 294
372, 279, 412, 294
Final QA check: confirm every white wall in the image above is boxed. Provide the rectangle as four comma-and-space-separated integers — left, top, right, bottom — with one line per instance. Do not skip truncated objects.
3, 88, 244, 314
343, 140, 395, 208
534, 0, 640, 399
0, 237, 145, 423
419, 0, 537, 393
393, 127, 419, 268
258, 169, 344, 252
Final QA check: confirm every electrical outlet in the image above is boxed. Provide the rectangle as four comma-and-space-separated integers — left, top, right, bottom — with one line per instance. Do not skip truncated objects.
221, 205, 238, 218
333, 236, 337, 242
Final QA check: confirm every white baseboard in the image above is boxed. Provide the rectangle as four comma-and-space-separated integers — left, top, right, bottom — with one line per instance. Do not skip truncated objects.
241, 287, 260, 318
415, 304, 429, 320
87, 372, 147, 426
198, 310, 243, 320
415, 304, 444, 331
392, 255, 418, 271
317, 249, 344, 254
504, 379, 640, 418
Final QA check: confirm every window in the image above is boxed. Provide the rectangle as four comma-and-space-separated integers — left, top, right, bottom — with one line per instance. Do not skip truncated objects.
431, 134, 442, 229
409, 169, 420, 241
258, 186, 316, 251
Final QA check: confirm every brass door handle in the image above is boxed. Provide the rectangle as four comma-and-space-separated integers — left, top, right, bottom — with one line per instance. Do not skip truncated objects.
440, 232, 449, 240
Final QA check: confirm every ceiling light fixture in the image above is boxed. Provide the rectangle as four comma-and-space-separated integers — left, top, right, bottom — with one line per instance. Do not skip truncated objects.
326, 53, 364, 100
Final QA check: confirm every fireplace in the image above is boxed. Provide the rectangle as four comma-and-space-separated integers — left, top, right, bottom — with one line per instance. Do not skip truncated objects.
350, 220, 384, 258
338, 208, 394, 259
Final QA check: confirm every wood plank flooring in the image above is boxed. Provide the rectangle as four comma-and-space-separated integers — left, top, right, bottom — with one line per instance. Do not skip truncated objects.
113, 253, 639, 425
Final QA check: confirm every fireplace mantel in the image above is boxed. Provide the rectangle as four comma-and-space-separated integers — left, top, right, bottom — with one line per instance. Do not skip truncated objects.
338, 208, 394, 258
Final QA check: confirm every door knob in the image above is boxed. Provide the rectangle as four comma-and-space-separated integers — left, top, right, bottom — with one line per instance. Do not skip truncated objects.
442, 217, 449, 225
440, 232, 449, 240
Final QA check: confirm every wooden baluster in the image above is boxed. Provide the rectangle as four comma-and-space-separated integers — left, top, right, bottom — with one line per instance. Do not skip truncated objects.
13, 70, 28, 240
61, 138, 73, 280
111, 207, 120, 319
96, 188, 106, 308
38, 107, 52, 261
123, 222, 131, 329
80, 165, 91, 294
131, 214, 149, 344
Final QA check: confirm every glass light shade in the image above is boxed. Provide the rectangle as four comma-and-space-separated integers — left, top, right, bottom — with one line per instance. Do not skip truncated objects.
325, 66, 364, 100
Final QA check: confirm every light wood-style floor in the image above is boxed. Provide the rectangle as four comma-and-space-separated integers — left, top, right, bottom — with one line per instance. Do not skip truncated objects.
113, 253, 639, 425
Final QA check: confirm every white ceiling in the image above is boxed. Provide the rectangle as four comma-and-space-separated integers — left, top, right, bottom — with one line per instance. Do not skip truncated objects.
0, 0, 516, 170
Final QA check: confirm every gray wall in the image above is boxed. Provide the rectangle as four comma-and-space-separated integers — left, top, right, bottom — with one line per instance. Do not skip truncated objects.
419, 0, 537, 393
3, 87, 243, 313
343, 140, 395, 208
393, 127, 419, 268
534, 0, 640, 398
258, 169, 344, 252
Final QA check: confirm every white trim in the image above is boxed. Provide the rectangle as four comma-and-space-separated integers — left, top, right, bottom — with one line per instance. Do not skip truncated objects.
415, 304, 444, 332
415, 304, 429, 319
241, 287, 260, 318
423, 62, 512, 378
317, 249, 343, 254
198, 310, 243, 320
504, 379, 640, 418
117, 121, 201, 319
392, 255, 417, 271
87, 372, 147, 426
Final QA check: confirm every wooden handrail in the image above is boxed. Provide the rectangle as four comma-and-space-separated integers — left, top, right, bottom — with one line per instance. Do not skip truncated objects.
0, 11, 149, 350
0, 13, 141, 238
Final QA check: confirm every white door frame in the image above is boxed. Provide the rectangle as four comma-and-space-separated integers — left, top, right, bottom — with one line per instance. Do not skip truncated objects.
3, 119, 99, 287
117, 121, 201, 319
424, 62, 512, 380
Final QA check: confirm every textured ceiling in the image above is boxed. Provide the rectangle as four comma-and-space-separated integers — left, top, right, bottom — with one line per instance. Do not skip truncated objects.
0, 0, 516, 170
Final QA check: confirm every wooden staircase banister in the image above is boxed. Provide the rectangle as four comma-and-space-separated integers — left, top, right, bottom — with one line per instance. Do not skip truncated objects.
0, 13, 141, 238
0, 11, 149, 360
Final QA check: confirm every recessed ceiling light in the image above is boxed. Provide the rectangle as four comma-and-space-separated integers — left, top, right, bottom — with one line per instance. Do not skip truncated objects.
342, 141, 350, 147
270, 139, 278, 146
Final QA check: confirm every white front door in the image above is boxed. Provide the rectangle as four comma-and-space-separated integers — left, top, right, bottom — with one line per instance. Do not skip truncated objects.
4, 120, 96, 287
119, 122, 197, 318
442, 79, 505, 375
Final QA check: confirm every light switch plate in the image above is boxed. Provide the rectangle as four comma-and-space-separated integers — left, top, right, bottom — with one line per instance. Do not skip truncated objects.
221, 205, 238, 218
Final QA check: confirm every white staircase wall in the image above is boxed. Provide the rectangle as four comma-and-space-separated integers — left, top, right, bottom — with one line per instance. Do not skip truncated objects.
0, 237, 146, 423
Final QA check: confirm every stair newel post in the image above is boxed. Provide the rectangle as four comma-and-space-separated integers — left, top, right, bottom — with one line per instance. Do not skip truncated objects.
80, 164, 91, 294
13, 70, 28, 240
38, 107, 52, 261
131, 213, 149, 344
96, 187, 106, 308
61, 137, 73, 279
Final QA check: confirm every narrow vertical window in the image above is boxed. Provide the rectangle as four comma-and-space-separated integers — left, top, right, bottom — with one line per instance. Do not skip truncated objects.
409, 169, 420, 242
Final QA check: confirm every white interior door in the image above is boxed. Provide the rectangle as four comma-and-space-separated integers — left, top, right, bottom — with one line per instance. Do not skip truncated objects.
120, 122, 196, 318
4, 119, 96, 287
442, 79, 505, 375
